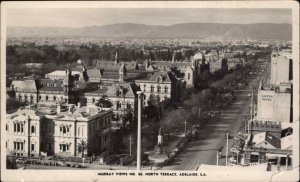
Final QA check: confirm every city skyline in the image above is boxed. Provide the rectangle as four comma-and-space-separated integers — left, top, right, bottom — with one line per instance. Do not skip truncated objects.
7, 8, 292, 27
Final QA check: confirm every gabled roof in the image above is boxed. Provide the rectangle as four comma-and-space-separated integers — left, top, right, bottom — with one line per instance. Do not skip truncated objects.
147, 71, 176, 83
87, 69, 102, 79
11, 80, 37, 92
281, 134, 292, 150
6, 109, 41, 120
251, 132, 281, 149
105, 83, 136, 98
94, 60, 137, 71
45, 70, 81, 76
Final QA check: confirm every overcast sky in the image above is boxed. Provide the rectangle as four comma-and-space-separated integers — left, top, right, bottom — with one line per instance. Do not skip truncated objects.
7, 8, 292, 27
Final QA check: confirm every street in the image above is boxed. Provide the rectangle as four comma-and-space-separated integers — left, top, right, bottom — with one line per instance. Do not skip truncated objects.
161, 75, 261, 170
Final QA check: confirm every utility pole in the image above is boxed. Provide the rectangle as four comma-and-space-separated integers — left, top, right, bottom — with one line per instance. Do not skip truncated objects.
136, 91, 143, 171
129, 135, 132, 156
216, 151, 219, 166
249, 90, 253, 135
226, 133, 229, 166
184, 119, 187, 136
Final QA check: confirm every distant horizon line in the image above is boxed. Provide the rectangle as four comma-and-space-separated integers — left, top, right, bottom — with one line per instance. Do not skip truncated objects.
7, 22, 292, 28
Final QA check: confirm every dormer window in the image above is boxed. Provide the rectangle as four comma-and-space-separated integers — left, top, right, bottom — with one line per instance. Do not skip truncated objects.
157, 75, 163, 83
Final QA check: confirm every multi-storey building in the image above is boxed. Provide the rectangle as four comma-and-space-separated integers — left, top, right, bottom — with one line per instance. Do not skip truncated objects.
6, 109, 42, 157
41, 105, 113, 157
145, 52, 202, 87
227, 57, 244, 70
256, 82, 292, 123
135, 71, 177, 106
6, 105, 113, 158
270, 50, 292, 85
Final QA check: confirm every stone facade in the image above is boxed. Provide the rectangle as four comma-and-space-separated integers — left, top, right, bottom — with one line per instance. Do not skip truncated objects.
6, 109, 41, 157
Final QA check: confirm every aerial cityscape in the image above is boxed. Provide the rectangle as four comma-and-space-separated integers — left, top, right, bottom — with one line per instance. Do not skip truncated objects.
4, 6, 295, 175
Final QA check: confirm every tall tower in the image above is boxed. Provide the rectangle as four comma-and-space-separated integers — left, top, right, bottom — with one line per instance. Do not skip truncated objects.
119, 62, 127, 82
63, 69, 73, 103
115, 52, 118, 64
172, 52, 175, 64
79, 65, 87, 82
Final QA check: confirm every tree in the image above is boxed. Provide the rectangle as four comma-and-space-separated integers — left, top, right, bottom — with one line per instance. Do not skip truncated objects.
77, 140, 88, 158
121, 108, 133, 128
98, 95, 112, 108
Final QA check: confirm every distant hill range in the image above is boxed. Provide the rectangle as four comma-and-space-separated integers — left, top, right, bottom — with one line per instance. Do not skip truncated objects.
7, 23, 292, 40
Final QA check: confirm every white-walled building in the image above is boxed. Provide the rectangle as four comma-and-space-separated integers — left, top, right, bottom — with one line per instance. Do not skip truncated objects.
6, 109, 42, 157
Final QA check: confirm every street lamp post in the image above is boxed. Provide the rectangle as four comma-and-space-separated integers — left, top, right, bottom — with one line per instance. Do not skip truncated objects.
226, 133, 229, 166
136, 91, 143, 171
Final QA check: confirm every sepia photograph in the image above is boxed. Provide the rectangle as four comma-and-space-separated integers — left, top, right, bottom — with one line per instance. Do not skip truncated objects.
1, 1, 299, 181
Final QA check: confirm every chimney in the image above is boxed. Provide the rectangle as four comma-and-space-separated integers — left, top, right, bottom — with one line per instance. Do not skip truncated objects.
57, 105, 61, 114
68, 105, 74, 114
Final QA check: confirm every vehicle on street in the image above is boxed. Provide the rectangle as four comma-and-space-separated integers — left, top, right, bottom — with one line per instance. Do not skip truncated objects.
16, 158, 26, 164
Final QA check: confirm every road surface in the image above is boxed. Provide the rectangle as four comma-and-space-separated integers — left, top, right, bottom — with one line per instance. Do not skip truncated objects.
161, 76, 262, 170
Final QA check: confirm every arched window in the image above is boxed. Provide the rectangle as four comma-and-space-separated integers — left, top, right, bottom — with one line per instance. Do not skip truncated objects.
53, 96, 56, 101
92, 98, 95, 103
38, 95, 41, 101
127, 103, 131, 109
45, 95, 49, 101
116, 101, 122, 110
165, 86, 168, 93
18, 95, 22, 102
150, 85, 154, 92
24, 95, 28, 103
17, 123, 20, 132
143, 84, 146, 92
30, 95, 34, 103
31, 125, 35, 134
157, 85, 161, 93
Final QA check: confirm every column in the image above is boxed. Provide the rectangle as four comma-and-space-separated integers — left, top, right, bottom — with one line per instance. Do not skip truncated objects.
136, 91, 143, 170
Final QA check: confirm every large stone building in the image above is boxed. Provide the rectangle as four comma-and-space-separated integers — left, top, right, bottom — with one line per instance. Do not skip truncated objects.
41, 105, 113, 157
6, 109, 42, 157
144, 52, 203, 87
6, 105, 113, 158
135, 71, 177, 106
270, 50, 292, 85
256, 81, 292, 123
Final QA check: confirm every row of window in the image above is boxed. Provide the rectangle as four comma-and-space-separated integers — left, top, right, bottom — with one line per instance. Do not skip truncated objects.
143, 85, 169, 93
12, 123, 37, 134
13, 142, 35, 151
89, 116, 111, 134
13, 123, 24, 133
13, 142, 24, 150
60, 126, 70, 135
59, 144, 70, 152
18, 95, 34, 103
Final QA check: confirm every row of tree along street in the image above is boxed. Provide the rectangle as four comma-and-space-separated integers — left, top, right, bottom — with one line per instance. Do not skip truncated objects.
138, 55, 260, 153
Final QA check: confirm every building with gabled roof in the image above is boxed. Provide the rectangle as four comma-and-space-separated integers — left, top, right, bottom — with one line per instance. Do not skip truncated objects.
135, 71, 178, 106
40, 105, 113, 157
6, 109, 42, 157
